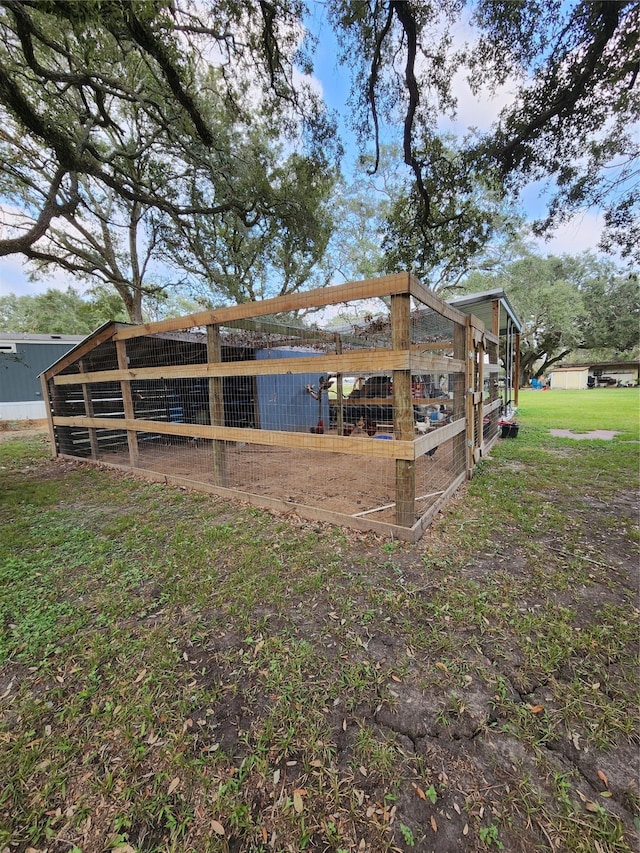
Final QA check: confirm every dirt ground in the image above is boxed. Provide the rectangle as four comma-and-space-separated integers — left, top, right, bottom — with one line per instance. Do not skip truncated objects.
88, 433, 462, 527
0, 418, 48, 440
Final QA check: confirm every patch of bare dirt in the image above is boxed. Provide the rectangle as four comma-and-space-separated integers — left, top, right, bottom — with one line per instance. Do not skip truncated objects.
0, 420, 49, 442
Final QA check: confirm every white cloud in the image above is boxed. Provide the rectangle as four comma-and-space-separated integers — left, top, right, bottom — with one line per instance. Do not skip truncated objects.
529, 210, 610, 258
0, 254, 77, 297
443, 68, 516, 134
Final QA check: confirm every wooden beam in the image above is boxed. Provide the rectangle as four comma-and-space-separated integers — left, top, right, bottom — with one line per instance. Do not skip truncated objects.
207, 325, 227, 487
467, 312, 485, 331
116, 340, 139, 467
52, 349, 412, 386
410, 472, 467, 541
476, 331, 485, 458
465, 321, 475, 475
492, 299, 500, 337
411, 341, 453, 352
40, 374, 57, 458
79, 358, 99, 459
51, 415, 417, 460
408, 354, 465, 374
514, 331, 521, 406
223, 316, 339, 343
41, 322, 117, 380
483, 398, 502, 415
453, 319, 466, 476
392, 293, 415, 527
407, 273, 468, 325
414, 417, 465, 458
335, 334, 344, 436
112, 274, 411, 341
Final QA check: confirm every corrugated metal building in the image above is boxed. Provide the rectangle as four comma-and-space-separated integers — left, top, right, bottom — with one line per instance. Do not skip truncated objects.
0, 333, 86, 420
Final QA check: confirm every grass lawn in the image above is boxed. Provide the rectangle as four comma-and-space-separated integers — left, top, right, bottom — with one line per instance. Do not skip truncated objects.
516, 387, 640, 437
0, 388, 638, 853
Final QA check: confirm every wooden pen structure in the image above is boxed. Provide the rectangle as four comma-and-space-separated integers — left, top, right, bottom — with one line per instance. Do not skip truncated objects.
41, 274, 521, 542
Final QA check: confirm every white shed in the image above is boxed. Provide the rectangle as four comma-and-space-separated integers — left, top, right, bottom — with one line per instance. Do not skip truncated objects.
549, 360, 639, 390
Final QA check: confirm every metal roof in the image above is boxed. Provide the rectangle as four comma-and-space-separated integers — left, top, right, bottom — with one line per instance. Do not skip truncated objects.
0, 332, 86, 345
447, 288, 522, 335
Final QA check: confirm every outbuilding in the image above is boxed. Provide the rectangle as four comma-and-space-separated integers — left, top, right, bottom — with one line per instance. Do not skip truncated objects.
549, 360, 639, 390
0, 333, 86, 420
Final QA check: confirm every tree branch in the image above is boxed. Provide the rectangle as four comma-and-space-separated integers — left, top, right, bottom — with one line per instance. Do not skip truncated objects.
0, 166, 78, 256
390, 0, 430, 218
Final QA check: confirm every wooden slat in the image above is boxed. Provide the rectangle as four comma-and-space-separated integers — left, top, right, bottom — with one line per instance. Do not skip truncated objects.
407, 274, 468, 325
483, 398, 502, 415
41, 323, 117, 380
112, 274, 411, 341
51, 416, 416, 460
116, 340, 139, 467
78, 358, 99, 459
410, 472, 467, 541
411, 341, 453, 351
409, 354, 465, 374
392, 293, 415, 527
330, 395, 455, 408
514, 330, 521, 407
335, 335, 344, 436
452, 320, 467, 477
413, 418, 465, 458
207, 324, 227, 486
467, 313, 485, 332
40, 374, 57, 458
465, 321, 475, 473
52, 349, 411, 386
223, 316, 338, 342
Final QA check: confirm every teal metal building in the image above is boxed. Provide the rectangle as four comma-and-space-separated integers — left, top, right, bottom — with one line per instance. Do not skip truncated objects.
0, 333, 85, 420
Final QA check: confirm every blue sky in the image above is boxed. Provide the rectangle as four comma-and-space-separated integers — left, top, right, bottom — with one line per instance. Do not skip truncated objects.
0, 9, 618, 301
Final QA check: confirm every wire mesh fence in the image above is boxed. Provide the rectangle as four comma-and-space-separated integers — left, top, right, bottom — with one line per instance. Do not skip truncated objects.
43, 275, 505, 541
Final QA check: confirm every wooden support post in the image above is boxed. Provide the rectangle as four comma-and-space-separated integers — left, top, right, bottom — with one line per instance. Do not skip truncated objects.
335, 334, 344, 437
514, 330, 521, 407
453, 320, 466, 475
79, 358, 99, 459
476, 333, 485, 458
40, 374, 57, 458
207, 324, 228, 487
465, 321, 475, 475
486, 336, 499, 437
391, 293, 415, 527
115, 340, 139, 467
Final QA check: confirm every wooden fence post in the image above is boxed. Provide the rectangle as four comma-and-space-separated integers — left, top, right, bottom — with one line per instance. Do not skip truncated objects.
391, 293, 415, 527
465, 320, 475, 475
207, 324, 228, 486
79, 358, 99, 459
335, 333, 344, 437
453, 319, 466, 474
115, 339, 139, 467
